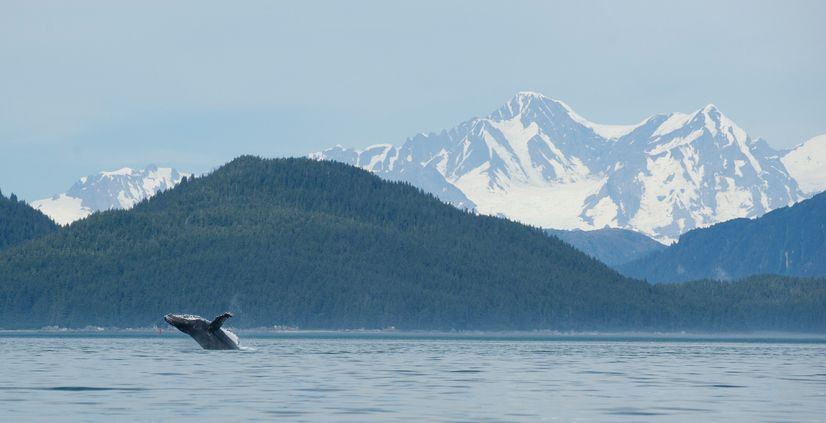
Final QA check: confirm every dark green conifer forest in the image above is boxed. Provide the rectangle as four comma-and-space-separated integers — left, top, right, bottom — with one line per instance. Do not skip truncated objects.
621, 191, 826, 282
0, 190, 58, 251
0, 157, 823, 331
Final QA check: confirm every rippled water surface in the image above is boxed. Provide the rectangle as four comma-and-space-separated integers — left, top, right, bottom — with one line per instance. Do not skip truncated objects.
2, 332, 825, 422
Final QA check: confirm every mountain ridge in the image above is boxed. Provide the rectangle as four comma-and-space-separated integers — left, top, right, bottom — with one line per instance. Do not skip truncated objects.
29, 94, 823, 235
32, 164, 189, 225
619, 191, 826, 282
313, 92, 808, 242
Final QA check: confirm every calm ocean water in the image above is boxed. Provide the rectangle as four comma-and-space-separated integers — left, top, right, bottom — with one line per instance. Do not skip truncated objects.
1, 332, 825, 422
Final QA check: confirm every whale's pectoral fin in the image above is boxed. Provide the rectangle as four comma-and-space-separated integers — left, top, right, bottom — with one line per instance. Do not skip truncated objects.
208, 312, 233, 333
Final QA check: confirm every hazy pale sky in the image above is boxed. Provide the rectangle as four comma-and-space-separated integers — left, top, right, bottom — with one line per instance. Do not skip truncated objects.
2, 0, 825, 200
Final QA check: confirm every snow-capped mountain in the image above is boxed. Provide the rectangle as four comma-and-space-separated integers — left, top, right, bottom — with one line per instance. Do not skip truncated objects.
580, 104, 801, 240
781, 134, 826, 195
33, 165, 189, 225
312, 92, 806, 243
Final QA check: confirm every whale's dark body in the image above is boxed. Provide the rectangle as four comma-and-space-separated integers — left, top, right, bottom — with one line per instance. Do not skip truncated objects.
164, 312, 240, 350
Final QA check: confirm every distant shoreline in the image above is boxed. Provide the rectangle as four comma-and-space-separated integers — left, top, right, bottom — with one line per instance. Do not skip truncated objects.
2, 328, 825, 343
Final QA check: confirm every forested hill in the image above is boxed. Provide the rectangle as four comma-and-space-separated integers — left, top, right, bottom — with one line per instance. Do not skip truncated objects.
0, 190, 58, 250
0, 157, 824, 332
0, 156, 641, 329
620, 191, 826, 283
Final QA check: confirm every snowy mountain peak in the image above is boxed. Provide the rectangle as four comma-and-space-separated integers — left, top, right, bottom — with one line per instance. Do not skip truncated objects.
492, 92, 645, 140
515, 90, 545, 98
491, 91, 568, 122
511, 91, 556, 107
695, 103, 725, 124
312, 92, 807, 242
651, 104, 750, 149
33, 165, 190, 225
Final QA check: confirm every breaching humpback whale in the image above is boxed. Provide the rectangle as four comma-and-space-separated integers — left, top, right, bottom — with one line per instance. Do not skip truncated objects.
164, 312, 240, 350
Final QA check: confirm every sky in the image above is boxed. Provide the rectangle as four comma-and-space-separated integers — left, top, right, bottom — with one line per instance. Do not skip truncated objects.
2, 0, 825, 200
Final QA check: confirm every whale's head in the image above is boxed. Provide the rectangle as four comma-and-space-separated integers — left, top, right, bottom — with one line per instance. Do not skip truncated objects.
164, 313, 205, 333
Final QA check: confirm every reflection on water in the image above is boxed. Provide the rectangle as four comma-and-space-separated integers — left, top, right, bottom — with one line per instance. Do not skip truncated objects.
1, 333, 825, 422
